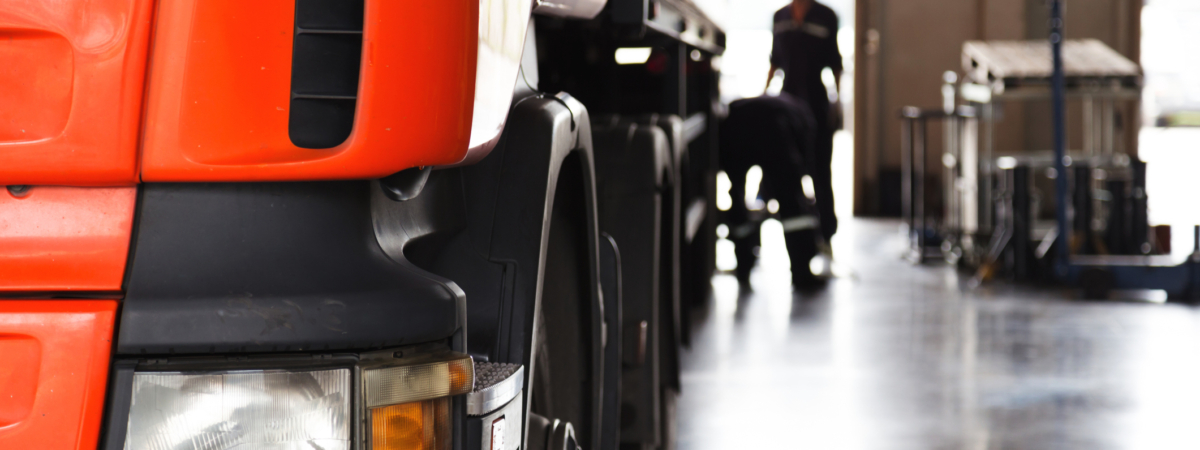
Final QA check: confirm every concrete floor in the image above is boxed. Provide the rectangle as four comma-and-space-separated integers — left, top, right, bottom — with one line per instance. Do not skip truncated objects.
679, 218, 1200, 449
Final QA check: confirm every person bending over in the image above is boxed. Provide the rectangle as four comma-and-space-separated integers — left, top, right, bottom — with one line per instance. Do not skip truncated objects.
721, 94, 824, 288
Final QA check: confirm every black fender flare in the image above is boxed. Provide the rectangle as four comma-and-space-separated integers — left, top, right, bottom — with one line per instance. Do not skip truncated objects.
479, 93, 604, 450
385, 93, 607, 450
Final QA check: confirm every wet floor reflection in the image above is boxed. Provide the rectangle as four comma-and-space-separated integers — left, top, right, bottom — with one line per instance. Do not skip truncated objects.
679, 219, 1200, 449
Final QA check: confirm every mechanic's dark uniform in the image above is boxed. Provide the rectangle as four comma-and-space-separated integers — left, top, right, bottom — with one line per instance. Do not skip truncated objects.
721, 94, 821, 286
771, 2, 843, 243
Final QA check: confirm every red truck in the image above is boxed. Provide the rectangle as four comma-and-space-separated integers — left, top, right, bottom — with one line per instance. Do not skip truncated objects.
0, 1, 723, 449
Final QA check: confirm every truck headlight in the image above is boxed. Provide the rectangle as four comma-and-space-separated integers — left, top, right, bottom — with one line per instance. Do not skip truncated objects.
123, 368, 351, 449
116, 352, 474, 450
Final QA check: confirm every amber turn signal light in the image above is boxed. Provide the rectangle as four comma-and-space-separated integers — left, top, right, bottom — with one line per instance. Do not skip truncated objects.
370, 398, 451, 450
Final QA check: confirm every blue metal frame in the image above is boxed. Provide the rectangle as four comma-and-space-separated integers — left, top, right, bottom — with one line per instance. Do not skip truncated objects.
1050, 0, 1199, 300
1051, 0, 1070, 278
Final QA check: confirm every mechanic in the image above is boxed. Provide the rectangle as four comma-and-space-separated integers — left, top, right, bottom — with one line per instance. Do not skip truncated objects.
767, 0, 844, 244
721, 94, 823, 287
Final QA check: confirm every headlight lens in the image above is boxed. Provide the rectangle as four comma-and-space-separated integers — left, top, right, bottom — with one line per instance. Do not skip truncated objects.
123, 369, 351, 450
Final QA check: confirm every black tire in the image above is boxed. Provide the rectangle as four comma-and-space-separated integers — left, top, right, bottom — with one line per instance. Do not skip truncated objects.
530, 154, 602, 450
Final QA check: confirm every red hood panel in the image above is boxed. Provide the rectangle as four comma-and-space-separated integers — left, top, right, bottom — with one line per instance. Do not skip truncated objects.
0, 0, 154, 185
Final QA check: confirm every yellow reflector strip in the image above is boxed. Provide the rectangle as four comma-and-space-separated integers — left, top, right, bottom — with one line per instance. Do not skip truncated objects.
363, 356, 474, 408
370, 398, 451, 450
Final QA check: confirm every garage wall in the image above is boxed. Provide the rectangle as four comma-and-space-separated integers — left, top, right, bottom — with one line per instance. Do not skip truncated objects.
853, 0, 1141, 216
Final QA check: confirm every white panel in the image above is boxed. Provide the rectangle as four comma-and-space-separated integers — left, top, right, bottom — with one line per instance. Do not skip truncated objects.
464, 0, 534, 164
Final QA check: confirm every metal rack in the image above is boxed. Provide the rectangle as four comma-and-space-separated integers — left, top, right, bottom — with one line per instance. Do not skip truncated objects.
899, 106, 977, 264
961, 38, 1141, 239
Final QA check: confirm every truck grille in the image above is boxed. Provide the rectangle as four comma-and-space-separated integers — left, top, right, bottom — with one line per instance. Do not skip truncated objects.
288, 0, 365, 149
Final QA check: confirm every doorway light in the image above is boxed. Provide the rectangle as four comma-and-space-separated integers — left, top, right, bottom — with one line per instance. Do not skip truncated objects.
615, 47, 653, 65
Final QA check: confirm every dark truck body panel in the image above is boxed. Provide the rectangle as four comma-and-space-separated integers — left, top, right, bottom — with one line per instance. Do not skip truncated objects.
119, 182, 464, 355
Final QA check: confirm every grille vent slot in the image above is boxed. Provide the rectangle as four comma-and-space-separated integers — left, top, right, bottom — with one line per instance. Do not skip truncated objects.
288, 0, 365, 149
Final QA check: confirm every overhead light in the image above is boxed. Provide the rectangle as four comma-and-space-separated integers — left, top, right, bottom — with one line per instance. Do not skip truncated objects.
615, 47, 653, 65
997, 156, 1018, 170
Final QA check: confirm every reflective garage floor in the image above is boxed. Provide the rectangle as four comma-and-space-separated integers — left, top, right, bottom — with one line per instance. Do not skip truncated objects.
679, 219, 1200, 449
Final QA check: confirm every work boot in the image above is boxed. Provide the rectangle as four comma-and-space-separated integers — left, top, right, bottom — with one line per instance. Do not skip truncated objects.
733, 232, 758, 288
785, 228, 825, 289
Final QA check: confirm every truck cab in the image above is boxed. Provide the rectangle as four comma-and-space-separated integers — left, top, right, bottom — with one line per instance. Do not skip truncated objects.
0, 1, 724, 449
